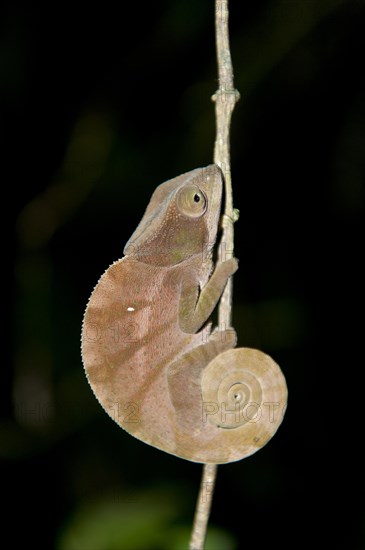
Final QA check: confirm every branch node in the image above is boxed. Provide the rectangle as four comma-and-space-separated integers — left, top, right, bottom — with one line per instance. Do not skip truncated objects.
221, 210, 239, 229
212, 88, 240, 103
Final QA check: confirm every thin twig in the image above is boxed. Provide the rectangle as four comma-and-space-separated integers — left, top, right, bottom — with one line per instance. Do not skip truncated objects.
214, 0, 240, 328
189, 463, 217, 550
189, 2, 240, 549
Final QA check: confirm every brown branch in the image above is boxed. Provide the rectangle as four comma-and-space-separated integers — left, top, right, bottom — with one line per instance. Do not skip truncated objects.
214, 0, 240, 329
189, 463, 217, 550
189, 1, 240, 549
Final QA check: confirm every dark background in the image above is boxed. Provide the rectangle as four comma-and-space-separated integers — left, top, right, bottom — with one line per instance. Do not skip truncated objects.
3, 0, 364, 548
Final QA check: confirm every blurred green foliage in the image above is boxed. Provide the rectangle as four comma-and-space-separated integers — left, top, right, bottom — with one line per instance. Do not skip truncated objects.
3, 0, 364, 548
58, 488, 236, 550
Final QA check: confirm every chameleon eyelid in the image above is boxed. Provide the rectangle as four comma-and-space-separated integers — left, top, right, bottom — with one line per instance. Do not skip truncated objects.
176, 185, 207, 218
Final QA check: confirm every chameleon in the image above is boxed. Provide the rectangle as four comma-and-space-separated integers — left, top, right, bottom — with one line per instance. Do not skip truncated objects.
81, 165, 287, 463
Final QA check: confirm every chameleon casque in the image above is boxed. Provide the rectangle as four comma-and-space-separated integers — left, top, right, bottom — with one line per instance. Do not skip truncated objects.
81, 165, 287, 463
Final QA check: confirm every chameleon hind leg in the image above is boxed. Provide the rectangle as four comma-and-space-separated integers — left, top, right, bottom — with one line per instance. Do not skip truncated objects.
166, 329, 236, 434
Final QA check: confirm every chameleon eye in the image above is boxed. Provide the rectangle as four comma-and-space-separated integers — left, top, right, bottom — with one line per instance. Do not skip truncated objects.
176, 185, 207, 218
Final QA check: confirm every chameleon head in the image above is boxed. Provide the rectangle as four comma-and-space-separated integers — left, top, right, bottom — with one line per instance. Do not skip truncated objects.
124, 165, 224, 266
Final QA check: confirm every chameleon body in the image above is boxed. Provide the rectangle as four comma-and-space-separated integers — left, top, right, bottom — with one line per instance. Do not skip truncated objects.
81, 165, 287, 463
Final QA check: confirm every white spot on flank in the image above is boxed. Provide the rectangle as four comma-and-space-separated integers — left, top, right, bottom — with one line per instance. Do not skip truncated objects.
127, 307, 135, 312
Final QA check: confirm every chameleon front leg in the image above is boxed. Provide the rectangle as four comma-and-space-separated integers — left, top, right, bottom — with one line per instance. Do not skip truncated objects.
178, 257, 238, 334
167, 329, 236, 433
